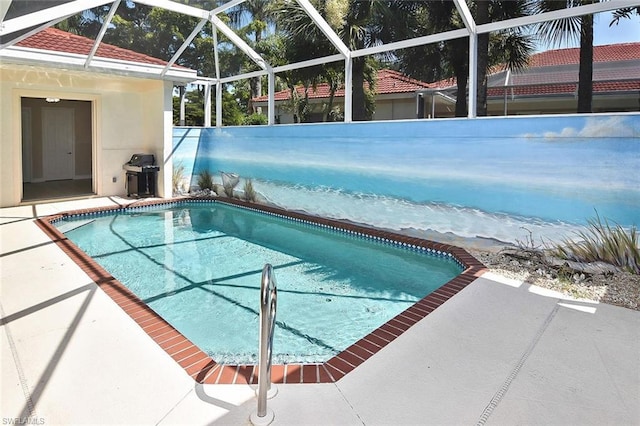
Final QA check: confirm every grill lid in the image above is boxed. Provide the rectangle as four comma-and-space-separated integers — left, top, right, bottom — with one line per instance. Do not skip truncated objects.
126, 154, 155, 167
123, 154, 159, 172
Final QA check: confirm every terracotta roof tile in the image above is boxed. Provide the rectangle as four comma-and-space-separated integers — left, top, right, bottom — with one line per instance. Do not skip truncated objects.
433, 43, 640, 96
430, 77, 457, 90
488, 80, 640, 97
528, 42, 640, 67
375, 69, 432, 93
510, 66, 640, 86
253, 69, 433, 102
16, 27, 176, 67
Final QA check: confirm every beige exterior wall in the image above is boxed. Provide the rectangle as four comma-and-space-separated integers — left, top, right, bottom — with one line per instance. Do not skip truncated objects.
374, 95, 417, 121
0, 63, 173, 207
267, 94, 418, 124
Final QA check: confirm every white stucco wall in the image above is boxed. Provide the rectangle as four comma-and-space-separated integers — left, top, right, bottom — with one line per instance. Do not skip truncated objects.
0, 64, 173, 207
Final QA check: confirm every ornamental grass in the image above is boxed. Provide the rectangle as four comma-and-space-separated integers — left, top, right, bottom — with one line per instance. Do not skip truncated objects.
552, 214, 639, 275
197, 170, 214, 191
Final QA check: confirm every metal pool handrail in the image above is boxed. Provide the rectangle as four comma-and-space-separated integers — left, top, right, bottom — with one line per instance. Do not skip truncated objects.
252, 263, 278, 424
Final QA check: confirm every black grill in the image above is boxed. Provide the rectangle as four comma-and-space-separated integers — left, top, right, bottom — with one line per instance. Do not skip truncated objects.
123, 154, 159, 198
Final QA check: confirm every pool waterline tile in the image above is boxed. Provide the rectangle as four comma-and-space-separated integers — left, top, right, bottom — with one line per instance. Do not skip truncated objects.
35, 197, 487, 385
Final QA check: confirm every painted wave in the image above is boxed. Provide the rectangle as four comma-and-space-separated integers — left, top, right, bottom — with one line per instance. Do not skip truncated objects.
244, 180, 586, 246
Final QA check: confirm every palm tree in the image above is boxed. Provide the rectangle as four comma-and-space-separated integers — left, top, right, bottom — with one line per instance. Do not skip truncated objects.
610, 6, 640, 24
532, 0, 595, 113
475, 0, 535, 116
224, 1, 278, 103
343, 1, 382, 121
399, 0, 533, 117
273, 0, 417, 121
269, 1, 342, 122
476, 0, 491, 115
334, 0, 422, 120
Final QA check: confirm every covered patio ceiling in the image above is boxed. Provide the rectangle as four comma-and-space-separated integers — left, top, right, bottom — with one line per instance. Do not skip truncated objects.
1, 0, 638, 124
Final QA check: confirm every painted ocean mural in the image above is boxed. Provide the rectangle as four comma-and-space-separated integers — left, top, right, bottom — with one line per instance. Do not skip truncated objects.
172, 114, 639, 244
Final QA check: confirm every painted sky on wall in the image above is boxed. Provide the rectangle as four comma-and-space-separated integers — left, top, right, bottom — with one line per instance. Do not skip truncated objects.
173, 114, 639, 243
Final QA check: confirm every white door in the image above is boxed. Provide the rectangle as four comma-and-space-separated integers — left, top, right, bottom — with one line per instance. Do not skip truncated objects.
42, 107, 74, 181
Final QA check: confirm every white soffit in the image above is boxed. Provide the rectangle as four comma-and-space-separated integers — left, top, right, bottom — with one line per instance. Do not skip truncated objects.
0, 46, 198, 82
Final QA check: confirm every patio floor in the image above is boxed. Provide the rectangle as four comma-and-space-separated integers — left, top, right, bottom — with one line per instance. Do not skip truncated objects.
1, 197, 638, 425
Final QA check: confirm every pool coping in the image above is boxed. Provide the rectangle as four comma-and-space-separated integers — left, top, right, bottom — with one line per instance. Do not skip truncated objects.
35, 197, 487, 385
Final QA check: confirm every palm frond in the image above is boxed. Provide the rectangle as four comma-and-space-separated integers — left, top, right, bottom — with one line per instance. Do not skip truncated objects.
531, 0, 585, 48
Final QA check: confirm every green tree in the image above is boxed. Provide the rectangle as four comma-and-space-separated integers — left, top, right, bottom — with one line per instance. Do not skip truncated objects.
219, 87, 247, 126
54, 6, 112, 38
175, 85, 247, 126
271, 0, 347, 122
174, 88, 204, 126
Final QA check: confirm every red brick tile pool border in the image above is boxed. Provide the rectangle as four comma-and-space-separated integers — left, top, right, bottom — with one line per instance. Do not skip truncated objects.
35, 197, 487, 384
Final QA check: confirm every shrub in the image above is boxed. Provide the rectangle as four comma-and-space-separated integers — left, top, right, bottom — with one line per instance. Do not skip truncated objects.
243, 179, 257, 202
197, 170, 214, 191
243, 113, 268, 126
551, 214, 639, 274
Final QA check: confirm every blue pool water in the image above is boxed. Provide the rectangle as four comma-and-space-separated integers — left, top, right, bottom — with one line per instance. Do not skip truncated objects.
57, 202, 462, 364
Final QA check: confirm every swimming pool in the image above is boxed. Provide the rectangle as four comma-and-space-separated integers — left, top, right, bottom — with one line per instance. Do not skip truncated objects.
40, 199, 485, 384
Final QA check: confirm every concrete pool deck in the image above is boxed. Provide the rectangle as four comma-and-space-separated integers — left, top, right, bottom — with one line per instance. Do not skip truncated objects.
1, 197, 639, 425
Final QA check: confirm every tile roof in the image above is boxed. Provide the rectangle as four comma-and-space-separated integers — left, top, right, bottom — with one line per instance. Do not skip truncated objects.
375, 69, 433, 93
15, 27, 175, 67
528, 42, 640, 67
253, 69, 433, 102
431, 42, 640, 94
487, 80, 640, 97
